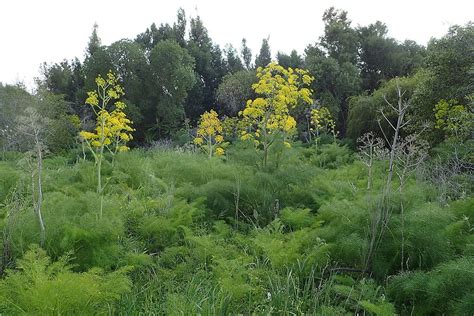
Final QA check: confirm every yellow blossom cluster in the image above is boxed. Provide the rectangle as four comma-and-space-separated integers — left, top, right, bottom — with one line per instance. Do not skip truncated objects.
79, 72, 134, 156
193, 110, 225, 158
222, 116, 253, 141
310, 106, 336, 138
239, 63, 314, 164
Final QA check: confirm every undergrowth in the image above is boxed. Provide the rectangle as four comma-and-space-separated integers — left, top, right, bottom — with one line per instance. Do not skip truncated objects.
0, 144, 472, 314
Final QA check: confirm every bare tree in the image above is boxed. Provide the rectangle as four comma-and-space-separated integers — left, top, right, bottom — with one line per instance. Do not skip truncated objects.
16, 107, 49, 247
422, 144, 473, 205
357, 132, 388, 190
395, 134, 428, 271
365, 79, 412, 270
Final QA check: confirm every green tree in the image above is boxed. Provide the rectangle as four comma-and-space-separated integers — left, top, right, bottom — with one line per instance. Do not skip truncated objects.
40, 58, 85, 116
241, 38, 253, 69
320, 7, 358, 64
136, 9, 187, 51
277, 50, 303, 69
347, 75, 421, 141
305, 45, 361, 136
0, 83, 34, 154
83, 25, 113, 99
411, 23, 474, 142
255, 38, 272, 68
35, 88, 80, 152
185, 15, 226, 122
357, 21, 425, 91
87, 23, 101, 56
149, 40, 196, 138
216, 70, 256, 116
434, 99, 473, 141
224, 44, 244, 73
173, 8, 187, 47
107, 39, 150, 142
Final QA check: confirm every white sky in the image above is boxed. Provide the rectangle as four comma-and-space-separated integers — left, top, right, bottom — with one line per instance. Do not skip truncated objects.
1, 0, 472, 89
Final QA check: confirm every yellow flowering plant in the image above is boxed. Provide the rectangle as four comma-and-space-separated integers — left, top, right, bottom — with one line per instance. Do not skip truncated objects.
239, 62, 314, 167
221, 116, 250, 141
79, 72, 134, 218
434, 99, 472, 141
193, 110, 225, 158
310, 106, 337, 143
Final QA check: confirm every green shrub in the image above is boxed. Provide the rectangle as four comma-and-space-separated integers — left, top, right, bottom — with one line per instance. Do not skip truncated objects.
310, 143, 354, 169
445, 198, 474, 255
8, 191, 126, 270
388, 256, 474, 315
0, 162, 19, 204
137, 197, 204, 252
280, 207, 316, 230
0, 246, 131, 315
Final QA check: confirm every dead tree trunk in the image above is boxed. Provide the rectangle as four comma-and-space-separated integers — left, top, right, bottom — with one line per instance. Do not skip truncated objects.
365, 79, 411, 270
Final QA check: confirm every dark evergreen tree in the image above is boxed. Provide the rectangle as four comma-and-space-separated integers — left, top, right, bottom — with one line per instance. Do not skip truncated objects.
320, 7, 358, 64
184, 15, 226, 122
277, 50, 303, 69
241, 38, 253, 69
357, 21, 425, 91
224, 44, 244, 74
255, 38, 271, 68
149, 40, 196, 138
87, 23, 101, 56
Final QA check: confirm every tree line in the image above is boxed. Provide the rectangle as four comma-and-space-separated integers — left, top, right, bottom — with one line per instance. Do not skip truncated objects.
1, 7, 473, 153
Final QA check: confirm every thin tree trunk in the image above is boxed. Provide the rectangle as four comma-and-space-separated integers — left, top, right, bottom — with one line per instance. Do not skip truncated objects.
208, 136, 212, 159
399, 169, 407, 272
263, 142, 268, 168
98, 146, 103, 219
97, 113, 106, 219
32, 134, 46, 247
36, 145, 45, 247
366, 82, 408, 270
367, 162, 373, 190
234, 178, 241, 229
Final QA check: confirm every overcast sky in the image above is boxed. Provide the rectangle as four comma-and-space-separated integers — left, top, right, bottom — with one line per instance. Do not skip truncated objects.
1, 0, 472, 89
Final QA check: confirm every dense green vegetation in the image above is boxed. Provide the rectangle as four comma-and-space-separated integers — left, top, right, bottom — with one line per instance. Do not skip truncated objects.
0, 141, 472, 314
0, 6, 472, 315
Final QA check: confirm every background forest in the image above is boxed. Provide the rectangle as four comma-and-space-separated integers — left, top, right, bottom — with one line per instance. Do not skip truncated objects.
0, 7, 473, 315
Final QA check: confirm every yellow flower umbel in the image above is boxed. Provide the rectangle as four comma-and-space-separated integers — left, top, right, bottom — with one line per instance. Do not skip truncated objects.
79, 71, 134, 218
239, 62, 314, 167
80, 72, 134, 156
194, 110, 225, 158
310, 106, 336, 143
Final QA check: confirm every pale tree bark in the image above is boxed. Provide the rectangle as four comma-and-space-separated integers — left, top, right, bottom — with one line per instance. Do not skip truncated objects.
365, 79, 412, 270
32, 136, 46, 247
16, 107, 49, 247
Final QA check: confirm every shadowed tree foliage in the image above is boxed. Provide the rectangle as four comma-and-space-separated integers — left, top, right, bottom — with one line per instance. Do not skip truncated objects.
357, 21, 425, 92
320, 7, 358, 64
149, 40, 196, 138
241, 38, 253, 70
135, 9, 187, 51
305, 45, 361, 137
184, 15, 226, 122
216, 70, 256, 116
410, 23, 474, 143
255, 38, 272, 68
277, 50, 304, 69
224, 44, 244, 74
